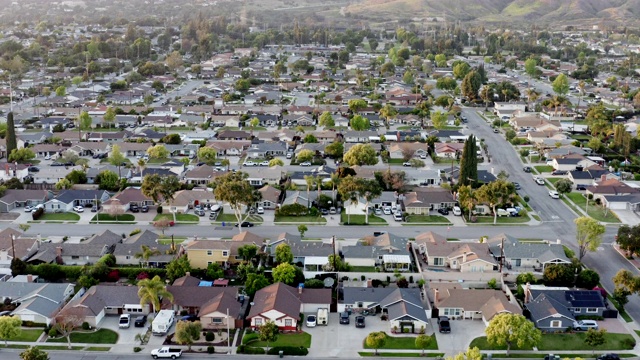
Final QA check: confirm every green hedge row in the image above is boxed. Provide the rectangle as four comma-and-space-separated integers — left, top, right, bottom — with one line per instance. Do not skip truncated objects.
23, 263, 166, 282
237, 345, 265, 354
267, 346, 309, 356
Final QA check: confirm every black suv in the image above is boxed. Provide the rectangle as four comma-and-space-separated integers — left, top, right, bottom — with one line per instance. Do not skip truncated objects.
339, 311, 350, 324
523, 166, 532, 173
438, 316, 451, 333
134, 315, 147, 327
437, 208, 449, 215
597, 355, 620, 360
355, 315, 365, 328
130, 205, 140, 213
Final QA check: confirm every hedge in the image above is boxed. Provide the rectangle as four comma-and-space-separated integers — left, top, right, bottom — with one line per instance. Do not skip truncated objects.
237, 345, 265, 354
22, 264, 166, 282
267, 346, 309, 356
32, 207, 44, 220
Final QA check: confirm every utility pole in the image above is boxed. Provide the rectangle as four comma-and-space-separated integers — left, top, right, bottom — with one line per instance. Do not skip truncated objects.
499, 237, 504, 273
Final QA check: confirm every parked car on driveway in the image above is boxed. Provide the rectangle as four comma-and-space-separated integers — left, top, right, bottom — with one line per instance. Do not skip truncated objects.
438, 316, 451, 333
306, 315, 317, 328
119, 314, 131, 328
534, 177, 545, 185
573, 320, 598, 331
134, 315, 147, 327
73, 206, 84, 213
339, 311, 350, 324
523, 166, 532, 173
355, 315, 365, 328
300, 161, 312, 166
548, 190, 560, 199
24, 206, 33, 212
437, 208, 449, 215
552, 170, 567, 175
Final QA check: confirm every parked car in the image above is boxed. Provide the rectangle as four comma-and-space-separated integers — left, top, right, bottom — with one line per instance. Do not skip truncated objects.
286, 153, 293, 159
535, 177, 545, 185
383, 207, 392, 215
259, 161, 269, 166
180, 315, 199, 322
235, 222, 254, 228
393, 213, 403, 222
73, 206, 84, 213
513, 182, 521, 190
119, 314, 131, 328
329, 207, 337, 214
321, 208, 329, 215
130, 204, 140, 212
402, 162, 412, 167
597, 354, 620, 360
552, 170, 567, 175
91, 205, 101, 212
300, 162, 312, 166
374, 208, 382, 215
256, 207, 264, 214
437, 208, 449, 215
573, 320, 598, 331
306, 314, 317, 328
243, 161, 256, 167
548, 190, 560, 199
150, 347, 182, 359
355, 315, 365, 328
576, 184, 587, 191
452, 206, 462, 216
523, 166, 532, 173
28, 166, 39, 172
24, 206, 33, 212
438, 316, 451, 333
195, 209, 205, 216
339, 311, 350, 324
141, 205, 149, 213
134, 315, 147, 327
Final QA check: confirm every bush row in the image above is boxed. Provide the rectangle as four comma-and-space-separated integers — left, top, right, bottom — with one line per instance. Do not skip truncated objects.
267, 346, 309, 356
22, 263, 166, 282
236, 345, 265, 354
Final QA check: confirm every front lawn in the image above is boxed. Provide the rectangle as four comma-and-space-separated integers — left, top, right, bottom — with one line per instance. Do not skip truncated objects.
47, 329, 119, 344
341, 213, 387, 225
90, 213, 135, 223
244, 332, 311, 348
404, 215, 450, 224
37, 212, 80, 221
386, 158, 406, 164
213, 214, 263, 224
274, 215, 327, 224
472, 215, 530, 224
471, 333, 635, 351
566, 193, 621, 223
363, 333, 438, 350
9, 329, 44, 341
349, 266, 378, 272
534, 165, 553, 173
154, 213, 199, 222
359, 352, 444, 357
547, 177, 561, 185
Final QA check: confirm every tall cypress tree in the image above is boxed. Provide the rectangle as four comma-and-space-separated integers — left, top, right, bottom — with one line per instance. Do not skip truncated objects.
6, 112, 16, 156
459, 135, 478, 186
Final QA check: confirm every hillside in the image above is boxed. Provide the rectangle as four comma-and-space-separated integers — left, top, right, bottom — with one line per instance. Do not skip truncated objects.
342, 0, 640, 27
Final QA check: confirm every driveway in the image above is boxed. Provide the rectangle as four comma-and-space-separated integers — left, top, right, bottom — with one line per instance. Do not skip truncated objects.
99, 314, 173, 349
610, 209, 640, 225
306, 312, 390, 358
435, 319, 487, 355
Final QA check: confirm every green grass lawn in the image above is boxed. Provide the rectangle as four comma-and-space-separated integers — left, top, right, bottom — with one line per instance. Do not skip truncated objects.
350, 266, 377, 272
9, 329, 44, 341
274, 215, 327, 223
91, 213, 135, 223
38, 212, 80, 221
158, 236, 187, 244
47, 329, 119, 344
244, 332, 311, 348
473, 214, 530, 224
386, 158, 406, 164
363, 333, 438, 350
341, 213, 387, 225
566, 193, 620, 223
86, 347, 112, 351
534, 165, 553, 173
359, 352, 444, 357
469, 336, 532, 351
213, 214, 263, 224
547, 177, 561, 185
154, 213, 199, 222
405, 215, 450, 223
471, 333, 635, 351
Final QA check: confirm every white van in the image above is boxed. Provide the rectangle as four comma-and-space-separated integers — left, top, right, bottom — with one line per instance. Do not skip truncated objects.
317, 308, 328, 326
496, 209, 510, 217
452, 206, 462, 216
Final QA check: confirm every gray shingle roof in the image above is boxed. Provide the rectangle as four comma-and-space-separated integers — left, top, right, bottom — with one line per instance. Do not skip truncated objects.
526, 294, 575, 323
53, 190, 108, 204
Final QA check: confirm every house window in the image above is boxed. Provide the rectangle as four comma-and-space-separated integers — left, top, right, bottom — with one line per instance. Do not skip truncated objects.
433, 258, 444, 266
443, 308, 461, 316
222, 251, 229, 257
255, 318, 262, 326
573, 308, 581, 313
71, 256, 79, 259
234, 256, 242, 260
285, 319, 292, 327
586, 308, 597, 313
357, 302, 363, 308
126, 256, 131, 260
550, 320, 562, 328
207, 250, 212, 256
211, 318, 223, 324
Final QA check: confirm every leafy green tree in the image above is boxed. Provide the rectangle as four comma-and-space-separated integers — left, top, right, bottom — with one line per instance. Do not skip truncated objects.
197, 147, 217, 164
175, 320, 201, 351
434, 54, 447, 67
616, 225, 640, 257
146, 144, 169, 159
298, 224, 308, 238
343, 144, 378, 166
245, 273, 270, 296
296, 149, 314, 162
103, 107, 116, 128
141, 174, 181, 208
453, 62, 471, 80
108, 144, 127, 178
552, 73, 570, 96
461, 71, 482, 101
210, 172, 262, 234
350, 115, 370, 131
237, 244, 259, 264
257, 321, 279, 351
415, 334, 432, 356
431, 111, 448, 130
585, 328, 606, 354
458, 135, 478, 186
78, 111, 93, 131
485, 313, 541, 355
611, 287, 631, 311
96, 170, 120, 191
574, 216, 605, 260
272, 263, 297, 285
575, 269, 600, 289
475, 179, 515, 224
436, 77, 457, 92
269, 158, 284, 167
134, 245, 161, 268
20, 346, 50, 360
303, 134, 318, 143
8, 148, 35, 163
318, 112, 334, 127
379, 104, 398, 125
445, 347, 483, 360
365, 331, 387, 356
138, 275, 174, 313
524, 58, 537, 79
0, 315, 21, 346
275, 243, 293, 264
324, 142, 344, 158
554, 179, 573, 197
5, 112, 16, 156
55, 86, 66, 97
543, 264, 575, 287
165, 256, 192, 283
348, 99, 367, 114
55, 178, 72, 190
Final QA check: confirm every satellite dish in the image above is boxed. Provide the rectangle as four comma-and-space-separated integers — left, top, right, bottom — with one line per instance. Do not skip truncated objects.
323, 277, 335, 288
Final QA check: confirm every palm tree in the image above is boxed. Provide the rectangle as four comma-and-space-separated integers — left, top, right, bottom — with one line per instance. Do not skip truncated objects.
330, 172, 340, 202
304, 175, 314, 209
134, 245, 161, 268
138, 275, 174, 314
137, 158, 146, 180
525, 88, 539, 110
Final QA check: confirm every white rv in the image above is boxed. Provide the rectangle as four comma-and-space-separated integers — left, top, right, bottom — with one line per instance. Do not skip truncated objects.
152, 310, 175, 336
317, 308, 328, 326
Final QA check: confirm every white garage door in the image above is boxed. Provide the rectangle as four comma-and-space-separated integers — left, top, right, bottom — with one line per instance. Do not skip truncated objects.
20, 314, 35, 321
302, 303, 328, 314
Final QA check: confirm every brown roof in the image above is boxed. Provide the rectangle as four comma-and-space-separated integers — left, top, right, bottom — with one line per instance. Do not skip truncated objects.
258, 185, 281, 203
414, 231, 447, 244
108, 188, 153, 204
247, 283, 331, 319
199, 288, 242, 316
166, 285, 233, 308
172, 274, 201, 287
232, 231, 265, 243
0, 228, 37, 260
437, 289, 521, 319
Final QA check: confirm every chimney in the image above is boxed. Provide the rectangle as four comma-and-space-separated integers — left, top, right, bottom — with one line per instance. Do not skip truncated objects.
27, 274, 33, 283
367, 278, 372, 288
601, 174, 606, 182
462, 252, 467, 263
298, 284, 303, 294
524, 282, 531, 303
433, 288, 439, 303
55, 246, 62, 256
186, 272, 191, 277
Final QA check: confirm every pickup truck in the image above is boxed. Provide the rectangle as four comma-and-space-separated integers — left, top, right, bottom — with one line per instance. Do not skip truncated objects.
151, 347, 182, 359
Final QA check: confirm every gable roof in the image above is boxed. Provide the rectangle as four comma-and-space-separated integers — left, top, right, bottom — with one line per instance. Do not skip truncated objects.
248, 283, 331, 319
526, 293, 575, 323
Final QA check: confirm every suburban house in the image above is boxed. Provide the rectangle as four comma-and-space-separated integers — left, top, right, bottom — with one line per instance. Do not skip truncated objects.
434, 143, 464, 158
169, 189, 216, 213
112, 230, 174, 267
0, 189, 50, 212
0, 228, 40, 267
256, 185, 282, 209
387, 142, 430, 160
102, 187, 154, 212
183, 231, 265, 269
28, 242, 113, 265
402, 188, 456, 214
413, 232, 498, 272
431, 286, 521, 324
342, 233, 412, 272
524, 285, 609, 332
341, 287, 430, 333
245, 142, 287, 158
487, 234, 571, 271
60, 285, 150, 327
44, 190, 110, 213
0, 162, 29, 181
0, 281, 74, 326
551, 154, 597, 172
267, 233, 333, 273
568, 166, 612, 189
247, 283, 331, 330
586, 178, 640, 204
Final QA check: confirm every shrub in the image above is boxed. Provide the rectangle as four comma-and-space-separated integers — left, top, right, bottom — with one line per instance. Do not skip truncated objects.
575, 315, 604, 321
82, 322, 90, 330
523, 195, 530, 202
267, 346, 309, 356
622, 338, 636, 349
237, 345, 265, 354
277, 203, 308, 216
106, 269, 120, 282
23, 321, 46, 328
157, 206, 163, 214
360, 275, 366, 281
133, 347, 142, 353
48, 328, 58, 337
205, 331, 215, 342
32, 207, 44, 220
129, 228, 142, 236
207, 346, 215, 354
